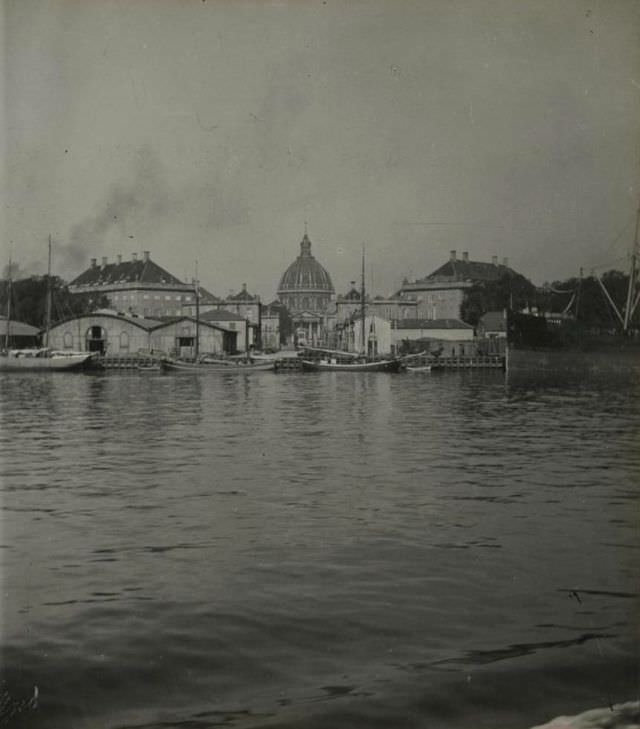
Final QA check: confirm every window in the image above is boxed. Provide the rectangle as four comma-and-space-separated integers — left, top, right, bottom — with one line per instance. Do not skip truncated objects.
63, 332, 73, 349
120, 331, 129, 351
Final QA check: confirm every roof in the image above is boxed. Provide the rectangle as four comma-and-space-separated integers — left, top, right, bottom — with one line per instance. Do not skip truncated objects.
197, 286, 221, 304
478, 310, 507, 331
423, 259, 516, 284
395, 318, 474, 330
0, 317, 40, 336
48, 312, 163, 332
200, 309, 246, 322
69, 256, 188, 288
278, 234, 335, 293
227, 285, 258, 302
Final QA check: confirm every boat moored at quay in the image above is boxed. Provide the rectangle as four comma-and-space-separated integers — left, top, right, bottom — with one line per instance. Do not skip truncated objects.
0, 348, 94, 372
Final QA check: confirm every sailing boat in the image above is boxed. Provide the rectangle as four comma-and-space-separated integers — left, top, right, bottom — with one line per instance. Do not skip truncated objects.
162, 264, 275, 373
0, 237, 93, 372
301, 248, 400, 372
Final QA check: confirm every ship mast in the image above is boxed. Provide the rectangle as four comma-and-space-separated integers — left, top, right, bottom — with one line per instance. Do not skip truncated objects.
623, 204, 640, 333
194, 260, 200, 360
4, 250, 12, 350
360, 246, 366, 354
44, 234, 52, 348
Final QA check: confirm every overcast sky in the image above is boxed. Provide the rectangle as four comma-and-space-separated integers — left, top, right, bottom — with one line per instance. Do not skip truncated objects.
2, 0, 639, 300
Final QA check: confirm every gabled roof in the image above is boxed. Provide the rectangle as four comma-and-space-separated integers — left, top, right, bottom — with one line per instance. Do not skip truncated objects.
197, 286, 221, 304
227, 285, 259, 302
395, 318, 474, 330
423, 259, 515, 284
70, 257, 187, 288
340, 287, 362, 301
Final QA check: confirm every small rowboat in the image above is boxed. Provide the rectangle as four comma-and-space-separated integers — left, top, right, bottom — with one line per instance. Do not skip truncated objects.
405, 364, 432, 373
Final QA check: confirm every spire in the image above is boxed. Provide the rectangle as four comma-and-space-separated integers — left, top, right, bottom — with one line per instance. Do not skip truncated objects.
300, 233, 312, 257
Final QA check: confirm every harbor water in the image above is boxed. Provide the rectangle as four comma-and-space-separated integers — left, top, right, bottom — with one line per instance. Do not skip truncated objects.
1, 369, 639, 728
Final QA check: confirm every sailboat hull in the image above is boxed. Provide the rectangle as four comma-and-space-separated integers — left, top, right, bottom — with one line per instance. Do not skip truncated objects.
301, 359, 400, 372
162, 358, 275, 372
0, 350, 93, 371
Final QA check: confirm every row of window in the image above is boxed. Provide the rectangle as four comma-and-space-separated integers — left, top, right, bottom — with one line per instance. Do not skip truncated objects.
113, 294, 192, 302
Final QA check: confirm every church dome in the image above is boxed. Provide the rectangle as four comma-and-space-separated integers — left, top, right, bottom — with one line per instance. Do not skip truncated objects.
278, 234, 335, 294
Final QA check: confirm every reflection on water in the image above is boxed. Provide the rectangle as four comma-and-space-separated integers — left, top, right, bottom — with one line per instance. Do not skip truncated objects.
0, 369, 638, 728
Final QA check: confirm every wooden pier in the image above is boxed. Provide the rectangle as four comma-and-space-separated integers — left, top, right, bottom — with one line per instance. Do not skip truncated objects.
408, 355, 505, 370
96, 354, 162, 370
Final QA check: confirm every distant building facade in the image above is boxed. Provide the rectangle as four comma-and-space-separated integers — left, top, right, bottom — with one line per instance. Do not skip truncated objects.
69, 252, 195, 318
399, 250, 517, 321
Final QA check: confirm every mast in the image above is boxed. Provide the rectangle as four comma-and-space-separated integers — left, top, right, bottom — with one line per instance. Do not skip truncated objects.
5, 250, 12, 349
360, 246, 366, 354
44, 234, 52, 347
623, 204, 640, 333
194, 260, 200, 360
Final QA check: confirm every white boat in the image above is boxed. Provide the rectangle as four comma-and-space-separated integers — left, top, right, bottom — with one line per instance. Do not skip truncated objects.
0, 348, 93, 371
405, 364, 432, 373
1, 237, 93, 372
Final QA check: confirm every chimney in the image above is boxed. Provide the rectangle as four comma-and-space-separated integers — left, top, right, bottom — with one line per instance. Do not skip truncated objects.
132, 252, 138, 262
503, 257, 509, 267
492, 255, 498, 265
117, 254, 122, 265
462, 251, 469, 262
450, 250, 457, 261
90, 258, 97, 268
143, 250, 150, 262
101, 256, 108, 267
242, 283, 247, 293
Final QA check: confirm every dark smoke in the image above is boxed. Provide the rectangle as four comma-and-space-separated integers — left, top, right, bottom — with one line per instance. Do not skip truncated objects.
61, 146, 171, 276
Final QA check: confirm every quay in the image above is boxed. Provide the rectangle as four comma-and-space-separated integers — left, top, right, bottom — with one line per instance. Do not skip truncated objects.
96, 354, 162, 370
409, 355, 505, 370
92, 353, 505, 372
274, 355, 505, 371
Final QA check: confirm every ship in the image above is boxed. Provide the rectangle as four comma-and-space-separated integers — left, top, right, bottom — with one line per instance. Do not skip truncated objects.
506, 207, 640, 376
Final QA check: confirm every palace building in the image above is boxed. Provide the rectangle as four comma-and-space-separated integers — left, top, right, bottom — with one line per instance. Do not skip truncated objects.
68, 251, 195, 318
277, 233, 335, 345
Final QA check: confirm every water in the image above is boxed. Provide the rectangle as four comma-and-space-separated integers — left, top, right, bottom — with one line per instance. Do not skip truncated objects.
1, 369, 638, 729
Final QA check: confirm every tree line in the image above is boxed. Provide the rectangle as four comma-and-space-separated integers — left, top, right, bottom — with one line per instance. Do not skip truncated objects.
0, 275, 109, 329
460, 269, 636, 330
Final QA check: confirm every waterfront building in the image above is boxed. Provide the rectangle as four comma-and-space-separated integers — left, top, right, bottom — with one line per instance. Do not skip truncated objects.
399, 250, 517, 320
277, 233, 335, 346
47, 312, 234, 358
259, 303, 281, 351
335, 285, 418, 323
393, 318, 475, 356
183, 283, 262, 350
68, 252, 195, 318
199, 309, 249, 353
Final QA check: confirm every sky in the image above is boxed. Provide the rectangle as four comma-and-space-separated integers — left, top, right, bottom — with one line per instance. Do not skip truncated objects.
2, 0, 639, 300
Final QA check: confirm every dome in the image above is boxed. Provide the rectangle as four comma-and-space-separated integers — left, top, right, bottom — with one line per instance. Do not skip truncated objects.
278, 234, 335, 294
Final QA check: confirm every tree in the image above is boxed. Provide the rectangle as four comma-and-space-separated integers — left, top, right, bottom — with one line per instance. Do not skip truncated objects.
460, 272, 537, 326
0, 275, 109, 328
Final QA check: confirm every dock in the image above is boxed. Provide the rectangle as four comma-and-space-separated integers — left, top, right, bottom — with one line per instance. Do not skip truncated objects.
96, 354, 162, 370
408, 355, 505, 370
274, 355, 505, 371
